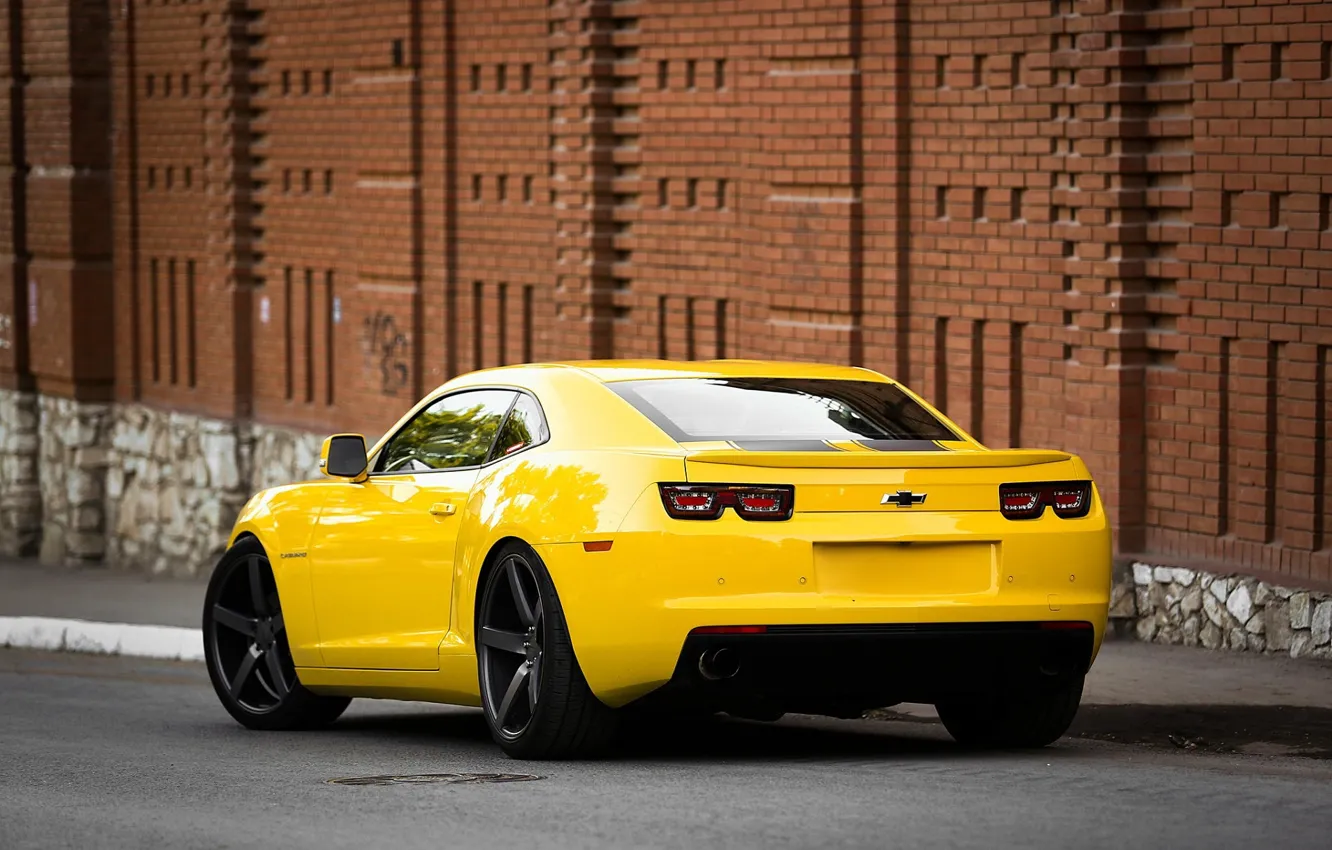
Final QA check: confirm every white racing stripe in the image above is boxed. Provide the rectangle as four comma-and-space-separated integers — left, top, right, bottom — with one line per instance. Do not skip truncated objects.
0, 616, 204, 661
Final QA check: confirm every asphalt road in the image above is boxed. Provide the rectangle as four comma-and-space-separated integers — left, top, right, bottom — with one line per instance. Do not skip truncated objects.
2, 650, 1330, 850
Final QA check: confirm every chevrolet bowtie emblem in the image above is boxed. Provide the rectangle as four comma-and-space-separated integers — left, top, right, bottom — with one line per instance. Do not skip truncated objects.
881, 490, 927, 508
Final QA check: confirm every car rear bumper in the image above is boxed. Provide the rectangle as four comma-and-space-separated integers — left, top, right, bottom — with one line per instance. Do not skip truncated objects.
534, 511, 1112, 707
638, 622, 1096, 715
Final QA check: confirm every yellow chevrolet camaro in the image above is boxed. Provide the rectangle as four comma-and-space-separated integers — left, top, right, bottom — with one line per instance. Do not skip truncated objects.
203, 360, 1111, 759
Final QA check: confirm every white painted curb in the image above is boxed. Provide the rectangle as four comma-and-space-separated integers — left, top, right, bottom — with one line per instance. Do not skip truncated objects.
0, 616, 204, 661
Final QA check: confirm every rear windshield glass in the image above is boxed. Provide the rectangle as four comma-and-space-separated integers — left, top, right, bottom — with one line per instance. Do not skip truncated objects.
609, 378, 958, 444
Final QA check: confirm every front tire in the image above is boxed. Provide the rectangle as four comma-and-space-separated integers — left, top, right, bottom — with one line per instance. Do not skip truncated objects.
476, 542, 618, 759
203, 537, 350, 731
935, 674, 1084, 749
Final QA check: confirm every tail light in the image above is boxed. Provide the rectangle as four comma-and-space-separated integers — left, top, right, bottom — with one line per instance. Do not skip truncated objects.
659, 484, 795, 521
998, 481, 1092, 520
999, 487, 1043, 519
1050, 485, 1089, 518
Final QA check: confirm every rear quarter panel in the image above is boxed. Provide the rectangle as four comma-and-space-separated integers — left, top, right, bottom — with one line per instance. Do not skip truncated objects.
438, 366, 689, 650
450, 448, 686, 649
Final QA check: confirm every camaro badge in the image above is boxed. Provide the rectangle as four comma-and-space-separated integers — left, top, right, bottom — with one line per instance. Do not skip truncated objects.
882, 490, 927, 508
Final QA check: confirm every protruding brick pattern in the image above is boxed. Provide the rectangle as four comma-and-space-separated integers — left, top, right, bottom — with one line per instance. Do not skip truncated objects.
23, 0, 114, 401
0, 0, 1330, 592
0, 2, 32, 393
1139, 0, 1332, 584
111, 0, 259, 422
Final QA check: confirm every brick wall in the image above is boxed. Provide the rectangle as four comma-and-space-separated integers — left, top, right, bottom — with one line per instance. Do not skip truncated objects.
4, 0, 114, 400
1, 0, 1330, 587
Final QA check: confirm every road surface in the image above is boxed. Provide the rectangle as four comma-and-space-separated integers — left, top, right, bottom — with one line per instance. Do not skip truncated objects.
1, 649, 1329, 849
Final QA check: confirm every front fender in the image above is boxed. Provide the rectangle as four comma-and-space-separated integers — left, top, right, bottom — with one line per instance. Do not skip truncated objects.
223, 482, 333, 668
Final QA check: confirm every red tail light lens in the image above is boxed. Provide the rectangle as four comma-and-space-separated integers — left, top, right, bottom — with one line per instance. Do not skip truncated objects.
661, 487, 722, 518
659, 484, 795, 521
998, 481, 1092, 520
1050, 485, 1090, 518
733, 488, 789, 518
999, 488, 1042, 518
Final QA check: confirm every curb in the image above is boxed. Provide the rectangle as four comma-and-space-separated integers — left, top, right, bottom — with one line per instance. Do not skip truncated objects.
0, 616, 205, 662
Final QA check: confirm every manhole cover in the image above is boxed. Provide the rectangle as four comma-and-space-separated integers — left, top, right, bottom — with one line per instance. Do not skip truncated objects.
327, 773, 543, 787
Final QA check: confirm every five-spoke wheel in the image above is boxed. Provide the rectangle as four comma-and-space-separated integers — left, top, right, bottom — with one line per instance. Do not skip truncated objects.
203, 537, 350, 730
476, 542, 618, 759
209, 552, 292, 711
478, 552, 545, 740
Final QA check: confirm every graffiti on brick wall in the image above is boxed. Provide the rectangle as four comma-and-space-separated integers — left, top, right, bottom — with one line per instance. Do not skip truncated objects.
363, 312, 410, 396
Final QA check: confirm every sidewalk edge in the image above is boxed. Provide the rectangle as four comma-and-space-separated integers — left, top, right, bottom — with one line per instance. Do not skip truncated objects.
0, 616, 205, 661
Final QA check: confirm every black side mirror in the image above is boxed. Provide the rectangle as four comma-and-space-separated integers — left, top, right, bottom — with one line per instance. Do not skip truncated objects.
320, 434, 369, 481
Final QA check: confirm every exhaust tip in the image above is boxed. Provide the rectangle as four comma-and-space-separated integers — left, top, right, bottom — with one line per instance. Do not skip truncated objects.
698, 647, 740, 681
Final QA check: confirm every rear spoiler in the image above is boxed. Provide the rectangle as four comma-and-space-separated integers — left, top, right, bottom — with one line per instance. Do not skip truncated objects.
683, 448, 1073, 470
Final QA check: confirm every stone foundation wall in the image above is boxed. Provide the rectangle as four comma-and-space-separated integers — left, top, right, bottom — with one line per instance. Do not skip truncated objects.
0, 394, 327, 576
250, 425, 325, 495
37, 396, 113, 565
1118, 562, 1332, 660
105, 404, 326, 577
105, 406, 247, 576
0, 389, 41, 557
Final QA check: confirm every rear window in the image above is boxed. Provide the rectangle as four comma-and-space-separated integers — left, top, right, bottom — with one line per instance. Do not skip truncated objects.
609, 378, 958, 444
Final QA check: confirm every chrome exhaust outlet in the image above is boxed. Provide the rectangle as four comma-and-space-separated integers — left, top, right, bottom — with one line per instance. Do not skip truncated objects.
698, 647, 740, 681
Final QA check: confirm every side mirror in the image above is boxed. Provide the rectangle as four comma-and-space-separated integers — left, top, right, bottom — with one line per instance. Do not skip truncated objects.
320, 434, 369, 482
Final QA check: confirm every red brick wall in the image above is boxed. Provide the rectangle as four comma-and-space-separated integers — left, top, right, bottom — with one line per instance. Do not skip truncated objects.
3, 0, 1332, 586
1142, 0, 1332, 585
4, 0, 114, 400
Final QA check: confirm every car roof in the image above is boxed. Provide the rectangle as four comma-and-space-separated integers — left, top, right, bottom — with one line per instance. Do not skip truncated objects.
420, 359, 897, 413
382, 360, 904, 458
552, 359, 892, 384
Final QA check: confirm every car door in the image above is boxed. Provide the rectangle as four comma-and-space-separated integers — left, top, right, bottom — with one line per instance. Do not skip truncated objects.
307, 389, 518, 670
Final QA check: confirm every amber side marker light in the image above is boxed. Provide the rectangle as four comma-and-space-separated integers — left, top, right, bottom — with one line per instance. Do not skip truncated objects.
582, 541, 613, 553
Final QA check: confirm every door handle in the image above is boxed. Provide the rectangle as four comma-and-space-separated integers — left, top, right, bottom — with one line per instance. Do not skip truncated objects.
429, 502, 457, 517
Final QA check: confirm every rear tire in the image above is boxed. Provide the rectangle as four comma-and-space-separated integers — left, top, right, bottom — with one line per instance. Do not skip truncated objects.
935, 674, 1084, 749
476, 542, 619, 759
203, 537, 351, 731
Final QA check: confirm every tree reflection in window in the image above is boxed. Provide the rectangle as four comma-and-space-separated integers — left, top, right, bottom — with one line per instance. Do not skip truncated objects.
377, 390, 517, 473
490, 394, 549, 460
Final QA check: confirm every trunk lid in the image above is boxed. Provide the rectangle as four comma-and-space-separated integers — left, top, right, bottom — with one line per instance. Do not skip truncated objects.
682, 447, 1077, 513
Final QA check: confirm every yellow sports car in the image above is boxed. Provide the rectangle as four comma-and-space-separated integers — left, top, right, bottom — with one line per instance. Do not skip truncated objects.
203, 360, 1112, 759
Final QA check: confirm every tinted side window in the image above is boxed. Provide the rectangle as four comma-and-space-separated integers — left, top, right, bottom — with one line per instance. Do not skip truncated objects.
490, 394, 549, 460
376, 390, 517, 473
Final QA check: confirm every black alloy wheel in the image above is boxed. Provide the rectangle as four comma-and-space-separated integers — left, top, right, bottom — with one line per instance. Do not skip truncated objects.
203, 537, 350, 730
476, 542, 618, 759
478, 552, 546, 741
210, 552, 291, 712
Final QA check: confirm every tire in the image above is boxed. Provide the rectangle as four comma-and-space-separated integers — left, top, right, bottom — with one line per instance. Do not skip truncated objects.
476, 541, 618, 759
203, 536, 351, 731
935, 674, 1084, 749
